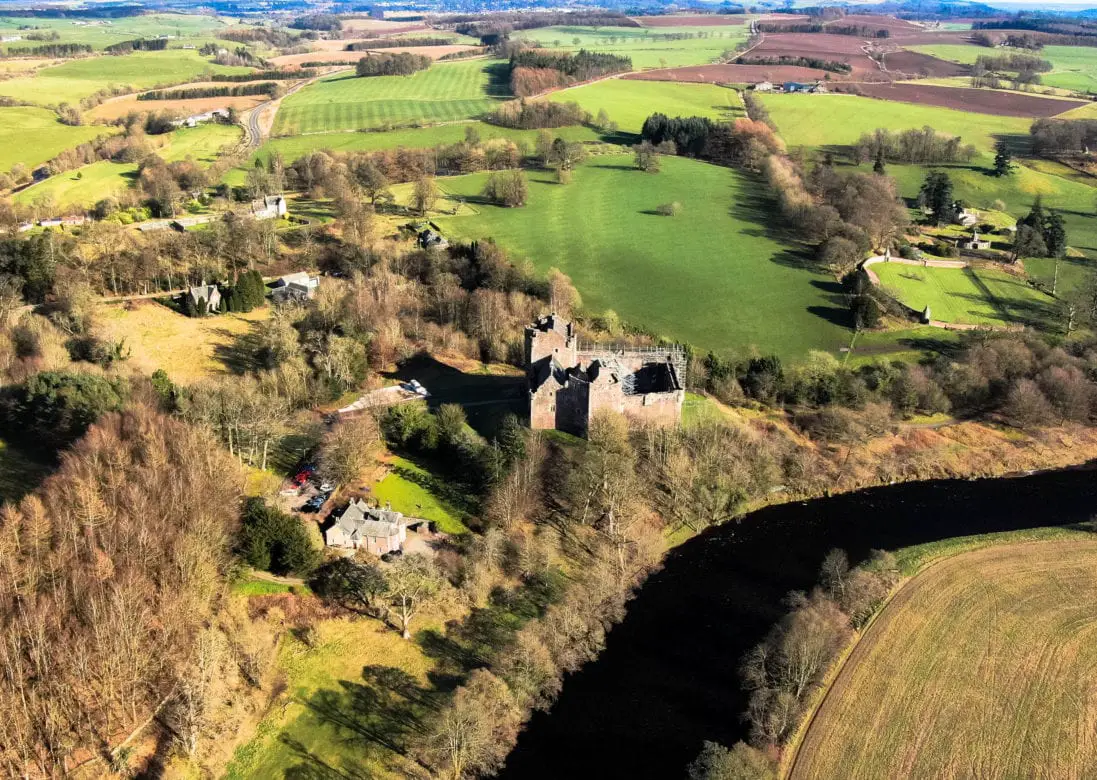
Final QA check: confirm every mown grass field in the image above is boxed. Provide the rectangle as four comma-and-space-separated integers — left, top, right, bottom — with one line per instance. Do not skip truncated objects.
792, 538, 1097, 780
17, 123, 241, 209
0, 105, 112, 172
759, 93, 1031, 153
546, 78, 742, 134
371, 455, 471, 534
873, 263, 1057, 327
514, 24, 748, 69
273, 60, 509, 136
429, 154, 852, 358
0, 50, 253, 106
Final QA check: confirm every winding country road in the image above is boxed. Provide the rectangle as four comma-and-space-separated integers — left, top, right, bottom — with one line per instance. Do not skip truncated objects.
241, 67, 352, 150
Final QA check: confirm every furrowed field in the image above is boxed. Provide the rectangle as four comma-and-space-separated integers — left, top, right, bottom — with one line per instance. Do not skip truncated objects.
429, 154, 852, 358
0, 106, 113, 172
272, 60, 510, 136
792, 539, 1097, 780
0, 49, 254, 106
513, 24, 748, 69
546, 79, 743, 133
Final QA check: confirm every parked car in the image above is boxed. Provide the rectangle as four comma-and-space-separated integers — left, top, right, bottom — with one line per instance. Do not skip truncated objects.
381, 549, 403, 562
302, 491, 331, 513
318, 481, 334, 492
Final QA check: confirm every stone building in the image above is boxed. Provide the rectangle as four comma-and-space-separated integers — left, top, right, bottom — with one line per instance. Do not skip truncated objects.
526, 314, 685, 436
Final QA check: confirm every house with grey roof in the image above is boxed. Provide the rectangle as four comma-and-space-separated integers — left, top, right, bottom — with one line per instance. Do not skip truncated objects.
250, 195, 288, 221
324, 499, 407, 554
271, 271, 319, 304
187, 284, 221, 313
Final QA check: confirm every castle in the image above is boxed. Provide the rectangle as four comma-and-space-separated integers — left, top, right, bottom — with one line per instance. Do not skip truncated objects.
525, 314, 685, 436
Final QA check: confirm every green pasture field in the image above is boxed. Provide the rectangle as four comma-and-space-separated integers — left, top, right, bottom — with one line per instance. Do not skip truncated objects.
0, 106, 113, 172
426, 154, 852, 358
16, 123, 241, 209
273, 59, 509, 136
907, 43, 1097, 93
370, 455, 470, 534
0, 49, 253, 106
513, 24, 748, 69
247, 122, 602, 168
759, 93, 1030, 153
546, 78, 742, 134
883, 161, 1097, 295
0, 13, 233, 50
873, 263, 1057, 327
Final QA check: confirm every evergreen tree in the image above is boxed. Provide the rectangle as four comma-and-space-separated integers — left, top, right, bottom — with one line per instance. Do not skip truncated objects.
873, 146, 886, 175
1021, 196, 1045, 232
993, 139, 1014, 177
1045, 212, 1068, 258
195, 297, 207, 318
182, 292, 194, 317
918, 171, 956, 225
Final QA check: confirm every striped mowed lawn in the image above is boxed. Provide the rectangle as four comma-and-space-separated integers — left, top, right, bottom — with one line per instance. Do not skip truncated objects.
273, 59, 509, 135
792, 539, 1097, 779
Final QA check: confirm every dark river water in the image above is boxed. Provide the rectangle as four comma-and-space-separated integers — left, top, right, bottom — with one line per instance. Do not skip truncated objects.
499, 466, 1097, 780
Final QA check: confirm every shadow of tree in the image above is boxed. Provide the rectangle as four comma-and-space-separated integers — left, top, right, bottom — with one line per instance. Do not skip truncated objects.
390, 462, 477, 517
284, 665, 441, 779
213, 323, 265, 374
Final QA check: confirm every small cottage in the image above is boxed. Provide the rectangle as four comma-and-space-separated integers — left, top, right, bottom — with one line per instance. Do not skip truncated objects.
271, 271, 319, 304
187, 284, 221, 313
250, 195, 287, 221
325, 500, 407, 554
754, 81, 774, 92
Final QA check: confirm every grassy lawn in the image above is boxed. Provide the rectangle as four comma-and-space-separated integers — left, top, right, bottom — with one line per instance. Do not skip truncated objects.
428, 154, 852, 359
273, 59, 509, 136
873, 263, 1058, 327
230, 577, 313, 597
242, 123, 602, 171
16, 123, 241, 209
94, 301, 271, 384
0, 106, 113, 172
759, 93, 1031, 153
0, 50, 253, 106
844, 325, 963, 367
682, 391, 724, 426
514, 24, 748, 69
0, 437, 52, 505
792, 537, 1097, 779
371, 454, 471, 534
546, 78, 742, 134
223, 614, 442, 780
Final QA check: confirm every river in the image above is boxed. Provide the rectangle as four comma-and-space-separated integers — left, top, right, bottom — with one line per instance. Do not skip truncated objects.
499, 466, 1097, 779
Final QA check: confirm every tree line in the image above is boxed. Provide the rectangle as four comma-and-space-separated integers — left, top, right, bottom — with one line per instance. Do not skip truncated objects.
347, 37, 456, 50
755, 21, 890, 37
139, 82, 280, 101
1031, 117, 1097, 153
853, 126, 977, 165
356, 51, 431, 77
104, 37, 169, 53
211, 69, 316, 81
487, 99, 588, 129
1, 42, 91, 57
738, 54, 852, 73
508, 48, 631, 97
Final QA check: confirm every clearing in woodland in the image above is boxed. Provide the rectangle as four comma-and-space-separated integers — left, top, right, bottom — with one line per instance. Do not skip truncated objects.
272, 59, 509, 136
428, 154, 852, 358
792, 538, 1097, 780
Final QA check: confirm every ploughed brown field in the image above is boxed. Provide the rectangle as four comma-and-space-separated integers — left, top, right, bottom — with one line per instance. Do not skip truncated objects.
624, 63, 838, 84
843, 83, 1085, 117
791, 539, 1097, 780
882, 50, 969, 78
748, 33, 886, 80
827, 13, 926, 35
631, 14, 748, 26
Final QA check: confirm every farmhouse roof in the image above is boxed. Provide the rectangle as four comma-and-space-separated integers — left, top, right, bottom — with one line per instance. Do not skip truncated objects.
334, 499, 405, 542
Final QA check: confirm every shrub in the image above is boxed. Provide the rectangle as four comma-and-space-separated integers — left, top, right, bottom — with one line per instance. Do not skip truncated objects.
656, 202, 682, 216
239, 497, 322, 576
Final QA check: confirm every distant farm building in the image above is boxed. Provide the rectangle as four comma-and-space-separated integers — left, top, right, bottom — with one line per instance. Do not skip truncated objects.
960, 230, 992, 251
418, 228, 448, 249
172, 108, 230, 128
754, 81, 774, 92
325, 500, 407, 554
271, 271, 319, 304
526, 314, 685, 437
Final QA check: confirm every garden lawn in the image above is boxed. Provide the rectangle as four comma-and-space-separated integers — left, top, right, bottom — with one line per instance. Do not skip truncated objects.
514, 24, 748, 69
248, 122, 602, 167
16, 123, 241, 209
431, 154, 853, 359
371, 455, 471, 534
546, 78, 742, 134
273, 59, 509, 136
792, 538, 1097, 780
873, 263, 1057, 327
759, 93, 1031, 153
884, 161, 1097, 295
0, 106, 113, 172
0, 50, 253, 106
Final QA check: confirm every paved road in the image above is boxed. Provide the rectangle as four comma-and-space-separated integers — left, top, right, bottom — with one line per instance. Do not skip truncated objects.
242, 68, 352, 150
